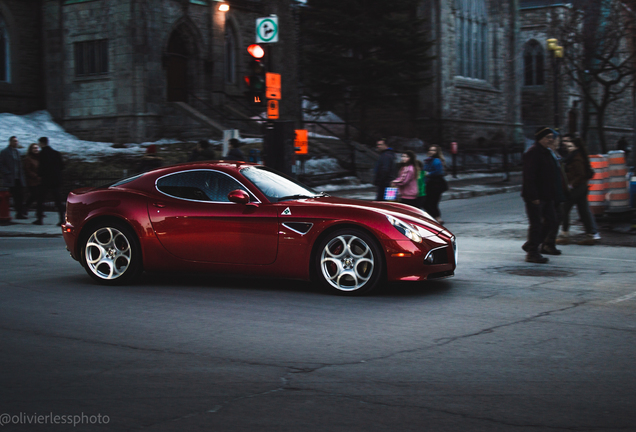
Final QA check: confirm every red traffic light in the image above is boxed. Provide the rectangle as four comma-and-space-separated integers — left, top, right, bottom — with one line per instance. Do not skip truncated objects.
247, 44, 265, 59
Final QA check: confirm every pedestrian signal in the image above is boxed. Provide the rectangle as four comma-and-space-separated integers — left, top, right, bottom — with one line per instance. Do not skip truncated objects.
294, 129, 308, 154
267, 100, 279, 119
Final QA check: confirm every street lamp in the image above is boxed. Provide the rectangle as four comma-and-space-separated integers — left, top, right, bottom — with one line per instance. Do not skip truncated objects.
547, 38, 564, 130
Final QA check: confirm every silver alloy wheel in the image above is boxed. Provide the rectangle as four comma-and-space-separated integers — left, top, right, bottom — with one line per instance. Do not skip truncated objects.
85, 227, 132, 280
320, 234, 375, 291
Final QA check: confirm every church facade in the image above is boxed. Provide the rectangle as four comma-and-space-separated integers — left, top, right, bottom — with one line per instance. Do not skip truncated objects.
415, 0, 524, 149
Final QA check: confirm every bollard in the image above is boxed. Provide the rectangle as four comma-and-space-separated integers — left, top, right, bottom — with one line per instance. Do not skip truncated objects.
606, 150, 630, 212
588, 155, 608, 215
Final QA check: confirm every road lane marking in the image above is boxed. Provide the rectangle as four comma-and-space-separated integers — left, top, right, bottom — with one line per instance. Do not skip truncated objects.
607, 292, 636, 304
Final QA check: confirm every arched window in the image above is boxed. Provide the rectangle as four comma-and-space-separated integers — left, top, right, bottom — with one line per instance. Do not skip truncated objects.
523, 40, 544, 86
224, 25, 237, 84
0, 14, 9, 82
456, 0, 488, 80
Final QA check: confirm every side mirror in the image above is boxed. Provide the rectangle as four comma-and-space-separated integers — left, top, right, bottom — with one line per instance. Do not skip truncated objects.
228, 189, 251, 205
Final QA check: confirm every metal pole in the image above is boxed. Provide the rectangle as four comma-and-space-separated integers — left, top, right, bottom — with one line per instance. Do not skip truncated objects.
553, 55, 560, 130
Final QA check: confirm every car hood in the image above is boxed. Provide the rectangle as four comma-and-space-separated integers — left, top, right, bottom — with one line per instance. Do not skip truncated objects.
280, 195, 447, 235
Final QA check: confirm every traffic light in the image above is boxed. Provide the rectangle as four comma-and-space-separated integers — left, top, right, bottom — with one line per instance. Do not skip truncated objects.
246, 44, 266, 106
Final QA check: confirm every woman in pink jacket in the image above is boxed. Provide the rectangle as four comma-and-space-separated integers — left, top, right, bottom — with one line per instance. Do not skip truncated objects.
391, 150, 420, 207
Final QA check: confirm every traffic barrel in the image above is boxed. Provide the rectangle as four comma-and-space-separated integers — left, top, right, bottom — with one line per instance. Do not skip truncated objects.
588, 154, 608, 215
606, 150, 630, 212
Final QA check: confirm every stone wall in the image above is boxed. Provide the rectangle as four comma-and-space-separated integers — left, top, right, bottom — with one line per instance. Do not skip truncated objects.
42, 0, 300, 143
0, 0, 45, 115
417, 0, 523, 150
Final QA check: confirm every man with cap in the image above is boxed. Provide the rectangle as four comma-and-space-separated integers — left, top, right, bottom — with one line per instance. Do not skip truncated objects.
521, 127, 560, 263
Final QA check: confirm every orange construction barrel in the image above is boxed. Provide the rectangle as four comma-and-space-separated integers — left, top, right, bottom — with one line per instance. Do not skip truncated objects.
588, 154, 608, 215
606, 150, 630, 211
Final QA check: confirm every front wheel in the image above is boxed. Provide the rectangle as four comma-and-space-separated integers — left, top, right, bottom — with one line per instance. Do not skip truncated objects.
314, 228, 384, 295
81, 221, 142, 285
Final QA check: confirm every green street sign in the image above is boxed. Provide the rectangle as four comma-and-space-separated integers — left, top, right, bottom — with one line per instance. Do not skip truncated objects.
256, 16, 279, 43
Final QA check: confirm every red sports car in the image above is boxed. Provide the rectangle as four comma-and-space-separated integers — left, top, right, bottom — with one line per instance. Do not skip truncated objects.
62, 162, 457, 295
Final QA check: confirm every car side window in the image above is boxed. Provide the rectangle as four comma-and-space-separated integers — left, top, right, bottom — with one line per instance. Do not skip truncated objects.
157, 170, 247, 202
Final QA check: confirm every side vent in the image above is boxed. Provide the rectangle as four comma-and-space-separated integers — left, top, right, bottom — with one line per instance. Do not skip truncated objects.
282, 222, 313, 235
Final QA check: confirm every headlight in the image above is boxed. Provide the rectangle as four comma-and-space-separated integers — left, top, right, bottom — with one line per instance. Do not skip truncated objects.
386, 215, 422, 243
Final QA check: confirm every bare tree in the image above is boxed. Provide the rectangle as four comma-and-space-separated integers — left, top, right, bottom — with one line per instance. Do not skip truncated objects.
553, 0, 636, 152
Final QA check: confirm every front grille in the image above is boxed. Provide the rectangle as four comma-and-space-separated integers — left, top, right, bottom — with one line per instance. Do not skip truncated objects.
424, 246, 449, 265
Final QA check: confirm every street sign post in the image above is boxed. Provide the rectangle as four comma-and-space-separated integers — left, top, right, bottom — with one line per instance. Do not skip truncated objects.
256, 16, 279, 44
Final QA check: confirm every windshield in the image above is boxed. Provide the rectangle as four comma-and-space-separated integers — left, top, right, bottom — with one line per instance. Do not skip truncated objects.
241, 166, 323, 202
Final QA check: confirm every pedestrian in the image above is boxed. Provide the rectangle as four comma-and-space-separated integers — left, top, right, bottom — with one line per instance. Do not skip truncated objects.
373, 138, 396, 201
137, 144, 163, 173
23, 143, 41, 215
521, 127, 559, 263
542, 133, 569, 255
34, 137, 65, 225
423, 144, 448, 224
225, 138, 245, 161
556, 135, 601, 246
616, 136, 630, 163
416, 159, 426, 209
188, 139, 216, 162
391, 150, 420, 207
0, 136, 27, 219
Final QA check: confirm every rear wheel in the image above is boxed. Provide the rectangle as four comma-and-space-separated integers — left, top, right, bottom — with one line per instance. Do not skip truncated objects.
81, 221, 142, 285
315, 228, 384, 295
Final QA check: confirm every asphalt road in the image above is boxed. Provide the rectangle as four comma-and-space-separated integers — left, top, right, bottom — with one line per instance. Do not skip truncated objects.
1, 193, 635, 431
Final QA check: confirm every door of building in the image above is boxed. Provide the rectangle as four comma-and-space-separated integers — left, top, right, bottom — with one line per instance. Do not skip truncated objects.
166, 32, 188, 102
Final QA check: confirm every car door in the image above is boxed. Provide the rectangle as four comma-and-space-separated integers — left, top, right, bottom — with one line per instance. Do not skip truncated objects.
148, 169, 278, 265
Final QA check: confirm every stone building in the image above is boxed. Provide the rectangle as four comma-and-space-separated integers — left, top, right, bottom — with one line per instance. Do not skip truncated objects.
415, 0, 524, 149
340, 1, 524, 149
43, 0, 301, 143
519, 0, 635, 152
0, 0, 45, 115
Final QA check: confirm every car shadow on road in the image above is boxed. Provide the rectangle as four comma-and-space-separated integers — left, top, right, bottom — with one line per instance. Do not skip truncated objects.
376, 280, 454, 297
68, 272, 454, 298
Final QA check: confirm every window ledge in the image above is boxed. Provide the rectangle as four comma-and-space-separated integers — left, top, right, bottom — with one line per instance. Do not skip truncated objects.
454, 76, 501, 93
73, 75, 111, 83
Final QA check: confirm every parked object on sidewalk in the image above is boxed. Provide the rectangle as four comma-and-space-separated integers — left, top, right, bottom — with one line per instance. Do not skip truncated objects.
607, 150, 630, 212
630, 172, 636, 208
62, 161, 457, 295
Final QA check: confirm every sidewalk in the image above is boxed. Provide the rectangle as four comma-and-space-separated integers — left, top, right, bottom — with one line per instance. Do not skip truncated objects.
0, 212, 64, 237
328, 171, 522, 201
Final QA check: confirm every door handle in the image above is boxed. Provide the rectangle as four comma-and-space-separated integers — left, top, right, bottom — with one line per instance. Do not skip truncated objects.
153, 202, 167, 208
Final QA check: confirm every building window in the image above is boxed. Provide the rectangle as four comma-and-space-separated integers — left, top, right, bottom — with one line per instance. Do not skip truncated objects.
0, 15, 9, 82
74, 39, 109, 77
524, 40, 544, 86
456, 0, 488, 80
224, 26, 237, 84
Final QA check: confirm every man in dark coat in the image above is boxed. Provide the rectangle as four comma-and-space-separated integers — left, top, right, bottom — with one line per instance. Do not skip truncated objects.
373, 138, 396, 201
224, 138, 245, 161
34, 137, 65, 226
188, 139, 216, 162
521, 127, 559, 263
0, 136, 26, 219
